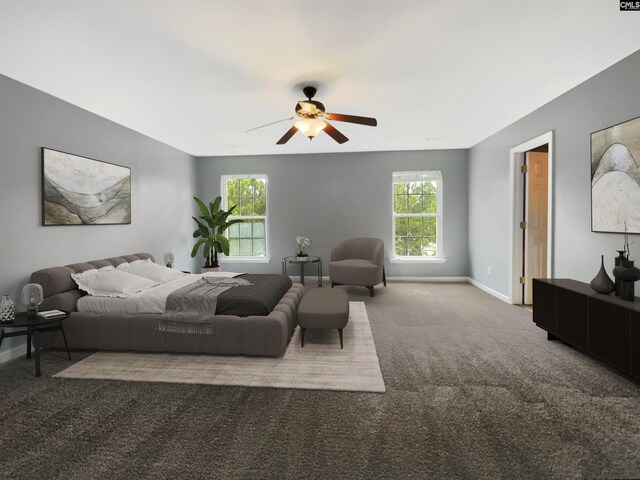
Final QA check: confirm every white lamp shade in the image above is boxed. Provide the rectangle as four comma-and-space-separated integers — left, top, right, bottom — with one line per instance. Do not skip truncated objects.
295, 119, 326, 139
22, 283, 43, 308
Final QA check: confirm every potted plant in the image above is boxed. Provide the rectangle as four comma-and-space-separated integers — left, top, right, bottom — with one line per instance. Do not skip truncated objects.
191, 196, 244, 272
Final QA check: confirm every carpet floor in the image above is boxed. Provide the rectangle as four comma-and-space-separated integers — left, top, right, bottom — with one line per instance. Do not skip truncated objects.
53, 302, 385, 393
0, 281, 639, 479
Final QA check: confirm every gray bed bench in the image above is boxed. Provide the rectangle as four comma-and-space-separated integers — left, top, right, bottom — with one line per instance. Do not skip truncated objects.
297, 288, 349, 348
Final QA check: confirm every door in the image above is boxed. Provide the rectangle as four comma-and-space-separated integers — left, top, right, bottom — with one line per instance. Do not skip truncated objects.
523, 151, 548, 304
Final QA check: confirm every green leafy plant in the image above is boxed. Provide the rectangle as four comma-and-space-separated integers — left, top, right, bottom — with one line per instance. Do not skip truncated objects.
191, 196, 244, 268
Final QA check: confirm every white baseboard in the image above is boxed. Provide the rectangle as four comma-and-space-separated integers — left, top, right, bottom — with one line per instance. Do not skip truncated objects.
290, 275, 510, 304
467, 277, 510, 303
387, 276, 468, 283
289, 276, 470, 284
0, 341, 29, 365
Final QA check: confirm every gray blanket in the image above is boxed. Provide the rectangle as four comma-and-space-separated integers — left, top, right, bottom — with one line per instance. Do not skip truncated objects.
156, 277, 252, 334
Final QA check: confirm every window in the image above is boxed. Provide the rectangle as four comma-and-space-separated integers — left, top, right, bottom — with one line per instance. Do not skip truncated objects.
222, 174, 268, 259
392, 171, 443, 260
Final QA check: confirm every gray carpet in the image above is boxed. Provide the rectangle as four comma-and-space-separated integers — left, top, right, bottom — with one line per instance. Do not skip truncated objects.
0, 282, 639, 480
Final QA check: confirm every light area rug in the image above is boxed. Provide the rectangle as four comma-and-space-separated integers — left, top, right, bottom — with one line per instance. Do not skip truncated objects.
54, 301, 385, 393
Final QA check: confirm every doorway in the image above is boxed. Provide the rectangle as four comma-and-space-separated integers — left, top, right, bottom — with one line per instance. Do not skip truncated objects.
509, 132, 554, 305
522, 149, 548, 304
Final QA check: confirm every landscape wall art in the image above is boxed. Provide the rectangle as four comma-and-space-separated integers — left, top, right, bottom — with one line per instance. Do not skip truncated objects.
42, 148, 131, 225
591, 115, 640, 234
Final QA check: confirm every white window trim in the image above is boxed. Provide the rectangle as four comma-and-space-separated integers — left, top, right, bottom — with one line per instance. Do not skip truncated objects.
221, 174, 270, 262
390, 257, 447, 264
391, 170, 445, 262
223, 256, 272, 264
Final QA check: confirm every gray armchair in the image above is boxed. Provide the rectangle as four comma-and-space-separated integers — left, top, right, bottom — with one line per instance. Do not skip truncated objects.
329, 237, 386, 297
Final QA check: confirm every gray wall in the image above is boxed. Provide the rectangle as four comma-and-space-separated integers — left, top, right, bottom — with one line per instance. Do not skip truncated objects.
469, 50, 640, 297
0, 74, 197, 360
196, 150, 469, 278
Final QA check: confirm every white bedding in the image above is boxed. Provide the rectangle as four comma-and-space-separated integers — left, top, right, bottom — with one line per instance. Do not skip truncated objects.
77, 272, 244, 314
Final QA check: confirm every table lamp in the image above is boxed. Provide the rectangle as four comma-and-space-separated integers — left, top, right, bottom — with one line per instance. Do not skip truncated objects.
22, 283, 43, 316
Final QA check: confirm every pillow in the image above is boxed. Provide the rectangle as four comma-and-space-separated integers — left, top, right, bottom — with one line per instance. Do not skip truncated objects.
116, 259, 185, 283
71, 268, 158, 298
70, 265, 114, 280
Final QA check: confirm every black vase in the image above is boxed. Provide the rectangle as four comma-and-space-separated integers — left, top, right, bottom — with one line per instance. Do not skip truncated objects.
614, 250, 626, 296
590, 255, 615, 294
612, 259, 640, 301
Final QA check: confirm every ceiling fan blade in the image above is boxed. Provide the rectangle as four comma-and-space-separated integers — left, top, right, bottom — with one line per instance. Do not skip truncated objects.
245, 117, 294, 133
324, 123, 349, 144
276, 125, 298, 145
325, 113, 377, 127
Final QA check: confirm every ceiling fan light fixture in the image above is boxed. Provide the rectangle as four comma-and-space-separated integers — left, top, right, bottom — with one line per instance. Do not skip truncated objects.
295, 119, 326, 140
264, 85, 376, 145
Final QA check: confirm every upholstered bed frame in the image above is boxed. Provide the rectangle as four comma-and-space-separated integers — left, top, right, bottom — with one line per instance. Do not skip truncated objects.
31, 253, 304, 356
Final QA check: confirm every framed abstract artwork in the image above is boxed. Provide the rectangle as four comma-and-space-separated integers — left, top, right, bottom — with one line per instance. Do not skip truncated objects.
41, 148, 131, 226
591, 115, 640, 233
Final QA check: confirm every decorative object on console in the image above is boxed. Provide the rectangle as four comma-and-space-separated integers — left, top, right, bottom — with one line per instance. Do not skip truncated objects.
164, 252, 175, 268
614, 250, 627, 296
612, 259, 640, 301
21, 283, 43, 315
191, 196, 244, 273
42, 148, 131, 225
591, 115, 640, 234
294, 236, 311, 260
0, 295, 15, 323
589, 255, 615, 294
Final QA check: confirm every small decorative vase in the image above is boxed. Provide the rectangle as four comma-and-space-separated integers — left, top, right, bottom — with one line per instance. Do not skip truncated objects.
590, 255, 615, 294
612, 259, 640, 301
614, 250, 627, 296
0, 295, 15, 323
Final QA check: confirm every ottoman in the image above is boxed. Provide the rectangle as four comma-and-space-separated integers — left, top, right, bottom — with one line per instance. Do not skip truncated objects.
297, 288, 349, 348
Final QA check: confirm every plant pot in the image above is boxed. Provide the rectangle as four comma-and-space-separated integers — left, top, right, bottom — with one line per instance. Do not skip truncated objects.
296, 256, 308, 262
201, 266, 222, 273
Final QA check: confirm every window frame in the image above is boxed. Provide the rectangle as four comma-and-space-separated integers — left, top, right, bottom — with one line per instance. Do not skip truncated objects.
221, 174, 270, 263
391, 171, 445, 263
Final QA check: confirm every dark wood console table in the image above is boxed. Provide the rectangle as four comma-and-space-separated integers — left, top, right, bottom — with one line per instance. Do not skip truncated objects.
533, 278, 640, 381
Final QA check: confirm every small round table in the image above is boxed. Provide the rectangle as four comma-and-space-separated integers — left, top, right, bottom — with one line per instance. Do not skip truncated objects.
282, 256, 322, 287
0, 311, 71, 377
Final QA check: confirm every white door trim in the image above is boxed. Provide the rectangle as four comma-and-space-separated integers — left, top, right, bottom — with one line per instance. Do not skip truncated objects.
508, 131, 554, 304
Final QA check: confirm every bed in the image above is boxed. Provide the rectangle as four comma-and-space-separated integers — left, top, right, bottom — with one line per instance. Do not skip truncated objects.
31, 253, 304, 356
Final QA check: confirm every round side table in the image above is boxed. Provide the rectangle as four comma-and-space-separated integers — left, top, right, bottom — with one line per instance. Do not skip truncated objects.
0, 311, 71, 377
282, 256, 322, 286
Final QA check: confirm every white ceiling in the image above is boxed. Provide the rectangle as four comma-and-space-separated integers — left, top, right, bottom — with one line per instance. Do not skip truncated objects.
1, 1, 639, 157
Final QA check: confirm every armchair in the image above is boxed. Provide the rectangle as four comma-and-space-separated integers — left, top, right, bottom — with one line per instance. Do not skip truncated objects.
329, 237, 386, 297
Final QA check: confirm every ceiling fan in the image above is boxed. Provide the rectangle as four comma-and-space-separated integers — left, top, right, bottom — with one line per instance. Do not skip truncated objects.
247, 86, 377, 145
